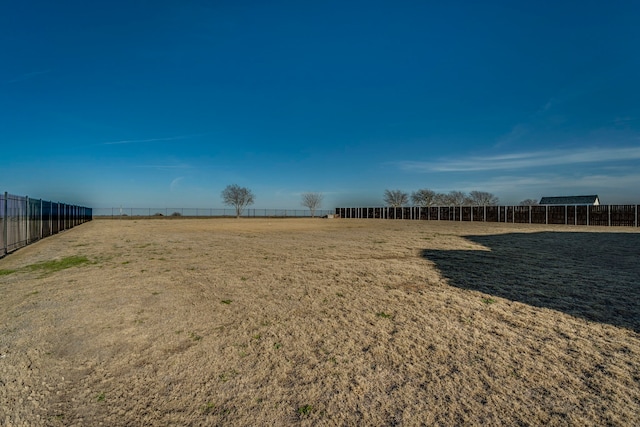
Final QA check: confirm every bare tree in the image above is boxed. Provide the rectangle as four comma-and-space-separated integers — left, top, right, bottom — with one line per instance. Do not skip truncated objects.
221, 184, 255, 218
433, 192, 448, 206
519, 198, 539, 206
467, 191, 499, 206
411, 188, 437, 207
301, 192, 323, 218
443, 191, 468, 206
383, 189, 409, 207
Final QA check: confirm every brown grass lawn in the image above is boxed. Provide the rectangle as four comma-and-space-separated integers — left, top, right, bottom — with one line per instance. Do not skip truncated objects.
1, 218, 639, 426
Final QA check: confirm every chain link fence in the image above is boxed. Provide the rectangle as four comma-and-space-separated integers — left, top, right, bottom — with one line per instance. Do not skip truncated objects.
1, 192, 92, 258
92, 207, 334, 218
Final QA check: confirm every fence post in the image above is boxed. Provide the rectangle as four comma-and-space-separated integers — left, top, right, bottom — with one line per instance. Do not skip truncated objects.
587, 205, 590, 226
3, 192, 7, 256
608, 205, 611, 227
545, 205, 548, 225
25, 196, 30, 245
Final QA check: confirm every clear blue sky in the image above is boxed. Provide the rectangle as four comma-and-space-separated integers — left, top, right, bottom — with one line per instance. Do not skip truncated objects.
2, 1, 639, 208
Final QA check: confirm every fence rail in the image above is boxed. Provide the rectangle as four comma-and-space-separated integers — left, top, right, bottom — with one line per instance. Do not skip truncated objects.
1, 192, 92, 258
335, 205, 640, 227
93, 208, 334, 218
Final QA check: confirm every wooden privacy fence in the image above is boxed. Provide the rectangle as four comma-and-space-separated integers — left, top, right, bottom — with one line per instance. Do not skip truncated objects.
1, 192, 93, 257
335, 205, 640, 227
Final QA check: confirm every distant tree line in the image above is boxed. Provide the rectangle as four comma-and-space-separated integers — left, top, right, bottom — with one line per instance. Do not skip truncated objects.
383, 189, 500, 207
219, 184, 538, 216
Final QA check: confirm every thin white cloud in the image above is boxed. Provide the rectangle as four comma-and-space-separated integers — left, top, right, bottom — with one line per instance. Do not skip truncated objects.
448, 172, 640, 197
396, 146, 640, 173
170, 177, 185, 191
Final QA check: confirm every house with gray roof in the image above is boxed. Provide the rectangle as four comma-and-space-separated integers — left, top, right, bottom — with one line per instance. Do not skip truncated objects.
539, 195, 600, 205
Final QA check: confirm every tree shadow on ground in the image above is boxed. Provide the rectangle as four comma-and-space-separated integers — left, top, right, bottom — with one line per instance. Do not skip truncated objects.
421, 232, 640, 333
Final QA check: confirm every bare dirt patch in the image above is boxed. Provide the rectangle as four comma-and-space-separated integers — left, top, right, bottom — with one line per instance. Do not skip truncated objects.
1, 219, 639, 426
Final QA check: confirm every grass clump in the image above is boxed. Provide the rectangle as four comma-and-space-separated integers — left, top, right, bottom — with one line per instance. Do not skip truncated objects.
0, 269, 16, 276
298, 404, 314, 416
25, 256, 90, 274
202, 402, 215, 414
482, 297, 497, 305
376, 311, 393, 319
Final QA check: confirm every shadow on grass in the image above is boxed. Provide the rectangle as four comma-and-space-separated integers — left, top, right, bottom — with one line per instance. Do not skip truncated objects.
421, 232, 640, 333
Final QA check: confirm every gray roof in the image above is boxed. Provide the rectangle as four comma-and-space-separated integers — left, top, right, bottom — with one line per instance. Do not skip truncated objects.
539, 195, 599, 205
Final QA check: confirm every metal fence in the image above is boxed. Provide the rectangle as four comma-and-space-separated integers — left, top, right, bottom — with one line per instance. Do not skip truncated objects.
336, 205, 640, 227
93, 207, 334, 218
1, 192, 93, 258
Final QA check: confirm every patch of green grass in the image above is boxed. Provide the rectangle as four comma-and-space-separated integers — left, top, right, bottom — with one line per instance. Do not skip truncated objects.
218, 370, 238, 382
482, 297, 497, 305
336, 292, 344, 298
202, 402, 215, 414
96, 392, 105, 402
50, 413, 65, 421
189, 332, 202, 341
298, 404, 314, 416
221, 299, 232, 305
0, 269, 16, 276
25, 256, 90, 274
274, 342, 282, 349
376, 311, 393, 319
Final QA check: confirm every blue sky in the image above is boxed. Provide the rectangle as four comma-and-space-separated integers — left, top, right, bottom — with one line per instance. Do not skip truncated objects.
2, 1, 639, 208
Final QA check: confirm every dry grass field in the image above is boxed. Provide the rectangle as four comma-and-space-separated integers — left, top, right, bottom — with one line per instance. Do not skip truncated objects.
1, 218, 639, 426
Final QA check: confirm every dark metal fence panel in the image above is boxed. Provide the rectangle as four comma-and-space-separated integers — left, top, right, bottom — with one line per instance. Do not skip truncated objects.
6, 194, 27, 253
28, 197, 42, 243
41, 201, 52, 238
610, 205, 636, 227
51, 202, 60, 235
1, 191, 92, 258
588, 205, 609, 226
335, 204, 640, 228
0, 194, 5, 256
